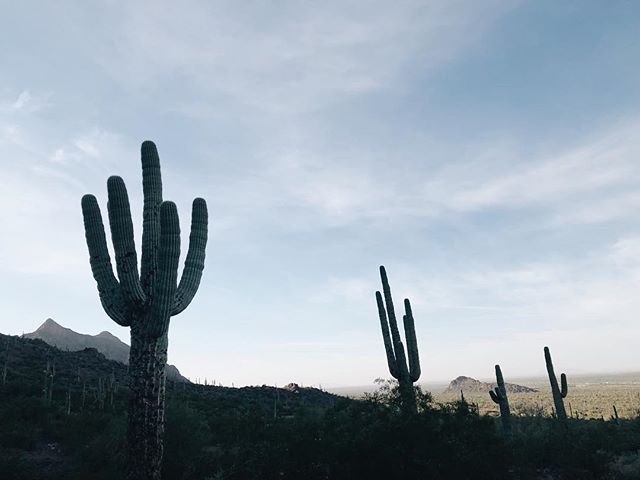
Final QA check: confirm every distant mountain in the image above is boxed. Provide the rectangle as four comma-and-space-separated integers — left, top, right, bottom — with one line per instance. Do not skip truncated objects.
24, 318, 188, 382
444, 375, 537, 394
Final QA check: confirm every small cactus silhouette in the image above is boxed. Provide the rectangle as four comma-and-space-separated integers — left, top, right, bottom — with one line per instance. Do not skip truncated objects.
611, 405, 620, 425
489, 364, 512, 435
375, 265, 421, 414
544, 346, 568, 421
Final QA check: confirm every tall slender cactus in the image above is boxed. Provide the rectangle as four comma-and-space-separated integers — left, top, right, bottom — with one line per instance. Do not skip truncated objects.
81, 141, 208, 480
2, 337, 10, 385
489, 364, 512, 435
375, 265, 421, 414
43, 358, 55, 405
544, 346, 568, 421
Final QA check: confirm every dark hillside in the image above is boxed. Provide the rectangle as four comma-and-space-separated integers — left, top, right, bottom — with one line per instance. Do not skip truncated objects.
0, 333, 339, 414
24, 319, 187, 382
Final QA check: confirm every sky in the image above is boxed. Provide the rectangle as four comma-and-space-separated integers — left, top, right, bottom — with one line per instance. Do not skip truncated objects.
1, 1, 640, 388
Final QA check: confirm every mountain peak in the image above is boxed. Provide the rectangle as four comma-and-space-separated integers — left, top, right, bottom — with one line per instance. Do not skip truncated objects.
37, 318, 66, 332
24, 319, 188, 382
96, 331, 116, 338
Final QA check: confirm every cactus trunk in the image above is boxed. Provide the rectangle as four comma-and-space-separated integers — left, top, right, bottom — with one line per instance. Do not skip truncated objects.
398, 376, 417, 414
127, 331, 168, 480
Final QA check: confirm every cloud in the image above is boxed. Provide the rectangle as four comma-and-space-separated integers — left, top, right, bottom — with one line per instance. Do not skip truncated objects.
274, 118, 640, 229
47, 128, 127, 166
309, 276, 371, 304
419, 119, 640, 218
90, 0, 517, 115
0, 90, 51, 114
610, 236, 640, 266
12, 90, 32, 110
0, 120, 134, 277
0, 167, 86, 276
210, 117, 640, 233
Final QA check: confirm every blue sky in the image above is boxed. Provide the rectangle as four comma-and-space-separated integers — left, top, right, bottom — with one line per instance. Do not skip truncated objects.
1, 1, 640, 387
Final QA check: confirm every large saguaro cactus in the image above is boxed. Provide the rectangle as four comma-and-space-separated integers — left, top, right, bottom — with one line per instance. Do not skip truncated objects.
489, 364, 512, 435
375, 265, 421, 414
81, 141, 208, 480
544, 346, 568, 421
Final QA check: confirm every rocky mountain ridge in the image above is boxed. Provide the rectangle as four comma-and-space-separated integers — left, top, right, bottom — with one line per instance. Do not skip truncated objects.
24, 318, 188, 382
445, 375, 537, 394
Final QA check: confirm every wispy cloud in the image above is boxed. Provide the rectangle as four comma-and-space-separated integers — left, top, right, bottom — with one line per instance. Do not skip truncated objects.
0, 118, 134, 278
419, 120, 640, 220
209, 118, 640, 232
91, 0, 517, 115
0, 90, 51, 114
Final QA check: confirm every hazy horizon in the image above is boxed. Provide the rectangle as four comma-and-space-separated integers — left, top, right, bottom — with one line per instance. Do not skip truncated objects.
2, 1, 640, 388
17, 316, 640, 388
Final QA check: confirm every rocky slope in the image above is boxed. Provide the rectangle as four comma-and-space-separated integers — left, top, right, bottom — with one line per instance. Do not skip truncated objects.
0, 332, 340, 413
24, 318, 188, 382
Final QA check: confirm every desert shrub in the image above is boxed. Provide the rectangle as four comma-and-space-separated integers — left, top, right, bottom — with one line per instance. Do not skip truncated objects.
163, 400, 212, 480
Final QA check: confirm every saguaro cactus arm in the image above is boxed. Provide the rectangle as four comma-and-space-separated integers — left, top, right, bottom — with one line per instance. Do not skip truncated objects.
489, 364, 508, 405
489, 388, 503, 403
403, 299, 420, 382
81, 195, 129, 326
379, 266, 410, 379
107, 176, 146, 304
495, 364, 504, 386
149, 202, 181, 338
376, 291, 398, 378
560, 373, 568, 398
173, 198, 208, 315
140, 141, 163, 296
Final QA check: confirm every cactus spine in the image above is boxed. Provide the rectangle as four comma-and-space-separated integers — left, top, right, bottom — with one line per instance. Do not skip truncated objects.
375, 265, 421, 414
81, 141, 208, 480
544, 346, 568, 421
489, 364, 512, 435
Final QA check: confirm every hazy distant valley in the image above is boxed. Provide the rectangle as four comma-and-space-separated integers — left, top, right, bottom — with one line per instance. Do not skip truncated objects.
332, 373, 640, 420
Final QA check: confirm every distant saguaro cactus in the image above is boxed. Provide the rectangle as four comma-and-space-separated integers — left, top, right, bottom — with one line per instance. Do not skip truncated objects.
375, 265, 421, 414
81, 141, 208, 480
544, 346, 568, 421
43, 358, 55, 405
489, 364, 512, 435
612, 405, 620, 425
2, 337, 11, 385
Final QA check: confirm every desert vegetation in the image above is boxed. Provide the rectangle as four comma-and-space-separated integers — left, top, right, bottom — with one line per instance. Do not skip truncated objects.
435, 376, 640, 422
0, 335, 639, 480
